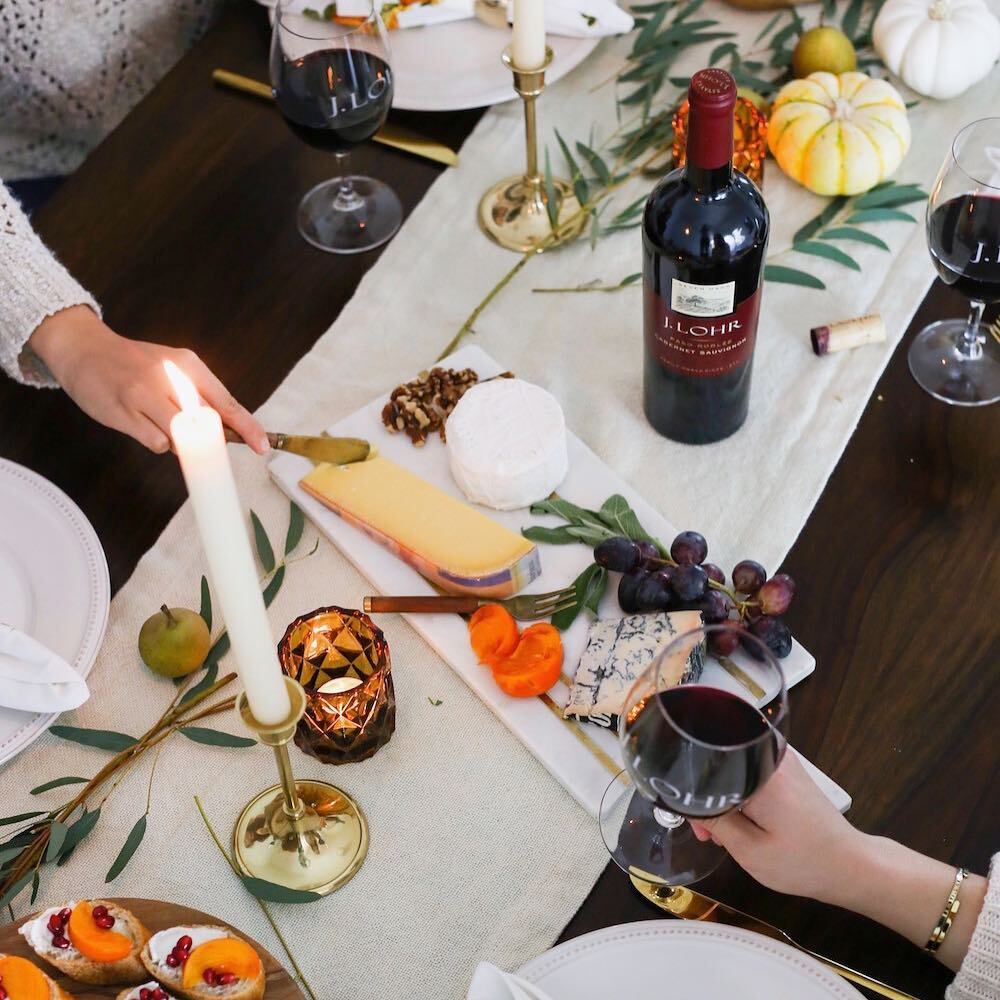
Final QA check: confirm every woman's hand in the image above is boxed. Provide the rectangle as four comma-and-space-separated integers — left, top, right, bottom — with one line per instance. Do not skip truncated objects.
28, 305, 269, 455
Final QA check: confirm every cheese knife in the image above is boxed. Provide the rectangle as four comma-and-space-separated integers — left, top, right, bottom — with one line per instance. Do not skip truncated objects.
629, 873, 919, 1000
212, 69, 459, 168
224, 428, 370, 465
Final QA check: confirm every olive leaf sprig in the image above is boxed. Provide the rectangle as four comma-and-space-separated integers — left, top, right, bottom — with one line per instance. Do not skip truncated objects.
0, 502, 315, 914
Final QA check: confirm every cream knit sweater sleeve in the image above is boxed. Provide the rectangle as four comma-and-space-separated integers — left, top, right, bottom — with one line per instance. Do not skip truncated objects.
0, 180, 99, 388
947, 854, 1000, 1000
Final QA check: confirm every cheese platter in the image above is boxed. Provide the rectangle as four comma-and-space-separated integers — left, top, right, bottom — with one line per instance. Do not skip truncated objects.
269, 345, 849, 816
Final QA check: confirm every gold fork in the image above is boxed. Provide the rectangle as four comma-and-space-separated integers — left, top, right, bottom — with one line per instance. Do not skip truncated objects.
364, 586, 577, 622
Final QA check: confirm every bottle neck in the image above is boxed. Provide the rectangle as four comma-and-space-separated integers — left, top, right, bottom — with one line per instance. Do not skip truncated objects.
685, 104, 734, 194
686, 161, 733, 193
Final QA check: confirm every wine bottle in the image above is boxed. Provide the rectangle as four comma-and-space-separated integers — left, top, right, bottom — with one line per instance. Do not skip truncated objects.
642, 68, 770, 444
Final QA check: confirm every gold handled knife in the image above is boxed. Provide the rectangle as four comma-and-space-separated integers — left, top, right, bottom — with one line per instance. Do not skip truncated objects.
629, 873, 919, 1000
211, 69, 459, 168
224, 428, 370, 465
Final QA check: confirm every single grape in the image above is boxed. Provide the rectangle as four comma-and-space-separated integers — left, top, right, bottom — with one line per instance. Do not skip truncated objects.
732, 559, 767, 594
699, 589, 734, 624
671, 563, 708, 602
594, 536, 641, 573
636, 540, 660, 563
670, 530, 708, 566
744, 602, 764, 623
617, 568, 647, 614
708, 626, 743, 657
702, 562, 726, 586
636, 573, 672, 612
757, 573, 795, 615
748, 616, 792, 659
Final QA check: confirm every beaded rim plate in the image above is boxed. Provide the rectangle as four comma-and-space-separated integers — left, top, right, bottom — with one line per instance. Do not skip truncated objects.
516, 921, 863, 999
0, 458, 110, 766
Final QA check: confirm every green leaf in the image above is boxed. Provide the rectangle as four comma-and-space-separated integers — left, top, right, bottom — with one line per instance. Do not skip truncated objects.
180, 727, 257, 748
566, 525, 619, 546
852, 186, 927, 209
179, 660, 220, 706
57, 808, 101, 865
30, 869, 40, 904
710, 40, 738, 63
427, 697, 443, 707
30, 775, 88, 795
820, 227, 890, 250
285, 503, 305, 557
793, 196, 848, 244
199, 575, 212, 633
841, 0, 865, 41
45, 821, 69, 863
620, 272, 642, 286
554, 129, 588, 207
552, 563, 608, 631
764, 265, 826, 290
583, 566, 607, 617
596, 495, 660, 548
753, 10, 783, 43
0, 845, 26, 866
543, 149, 560, 231
49, 726, 138, 752
0, 870, 34, 909
769, 20, 800, 50
793, 240, 861, 271
630, 3, 669, 55
205, 630, 230, 668
845, 208, 915, 224
530, 498, 609, 535
105, 815, 147, 882
0, 811, 45, 827
239, 875, 322, 904
262, 564, 286, 608
250, 510, 276, 573
522, 524, 595, 545
575, 142, 611, 185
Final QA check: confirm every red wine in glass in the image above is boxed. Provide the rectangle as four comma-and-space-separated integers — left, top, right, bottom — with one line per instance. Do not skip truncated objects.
927, 194, 1000, 303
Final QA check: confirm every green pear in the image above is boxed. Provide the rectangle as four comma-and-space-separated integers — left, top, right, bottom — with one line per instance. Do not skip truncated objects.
792, 26, 857, 78
138, 605, 211, 678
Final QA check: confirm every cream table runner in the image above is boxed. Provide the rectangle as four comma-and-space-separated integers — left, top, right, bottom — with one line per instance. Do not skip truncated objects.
5, 7, 1000, 999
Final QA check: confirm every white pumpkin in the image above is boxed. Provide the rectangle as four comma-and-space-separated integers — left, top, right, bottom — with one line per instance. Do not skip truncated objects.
873, 0, 1000, 100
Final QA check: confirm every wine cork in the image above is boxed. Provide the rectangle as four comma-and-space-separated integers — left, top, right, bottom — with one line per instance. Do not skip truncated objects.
810, 314, 887, 356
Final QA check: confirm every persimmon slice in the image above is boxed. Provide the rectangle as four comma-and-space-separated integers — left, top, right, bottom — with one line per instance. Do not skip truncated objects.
67, 902, 133, 963
182, 938, 262, 988
0, 955, 49, 1000
491, 623, 563, 698
468, 604, 519, 668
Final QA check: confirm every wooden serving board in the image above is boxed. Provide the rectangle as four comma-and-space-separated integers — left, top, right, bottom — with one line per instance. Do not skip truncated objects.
0, 899, 304, 1000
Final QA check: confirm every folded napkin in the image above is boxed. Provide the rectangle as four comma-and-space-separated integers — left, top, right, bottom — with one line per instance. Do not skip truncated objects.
467, 962, 553, 1000
0, 624, 89, 714
507, 0, 635, 38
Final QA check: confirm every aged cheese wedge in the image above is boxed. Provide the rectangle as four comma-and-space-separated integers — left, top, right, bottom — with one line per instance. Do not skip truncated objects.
301, 456, 541, 597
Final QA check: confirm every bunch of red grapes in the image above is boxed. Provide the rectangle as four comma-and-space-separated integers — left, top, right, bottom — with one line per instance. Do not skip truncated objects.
593, 531, 795, 659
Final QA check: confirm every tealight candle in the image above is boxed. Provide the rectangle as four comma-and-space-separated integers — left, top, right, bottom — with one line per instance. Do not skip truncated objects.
511, 0, 546, 70
165, 361, 291, 726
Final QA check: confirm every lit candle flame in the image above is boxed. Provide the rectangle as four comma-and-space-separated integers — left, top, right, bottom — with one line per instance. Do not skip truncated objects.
164, 360, 201, 413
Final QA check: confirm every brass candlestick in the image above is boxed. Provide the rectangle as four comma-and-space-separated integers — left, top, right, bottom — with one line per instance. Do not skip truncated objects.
232, 677, 368, 897
478, 47, 586, 253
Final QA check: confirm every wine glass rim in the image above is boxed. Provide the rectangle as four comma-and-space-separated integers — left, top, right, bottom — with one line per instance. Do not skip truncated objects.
650, 624, 788, 751
275, 0, 379, 40
950, 117, 1000, 191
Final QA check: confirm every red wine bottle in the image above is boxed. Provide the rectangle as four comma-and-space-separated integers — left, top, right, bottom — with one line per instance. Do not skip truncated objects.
642, 69, 769, 444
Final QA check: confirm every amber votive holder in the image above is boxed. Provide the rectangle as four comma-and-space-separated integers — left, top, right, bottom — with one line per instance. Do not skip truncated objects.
278, 606, 395, 765
672, 95, 768, 187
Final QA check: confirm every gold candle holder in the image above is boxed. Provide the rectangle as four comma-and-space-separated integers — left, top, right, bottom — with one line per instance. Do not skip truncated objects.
478, 47, 587, 253
232, 677, 368, 897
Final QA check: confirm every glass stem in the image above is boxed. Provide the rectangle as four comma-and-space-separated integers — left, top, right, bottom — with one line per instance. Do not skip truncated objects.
958, 299, 985, 361
333, 151, 363, 213
652, 806, 685, 830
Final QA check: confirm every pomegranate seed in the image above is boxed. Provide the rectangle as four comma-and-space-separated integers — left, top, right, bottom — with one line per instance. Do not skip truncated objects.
92, 904, 108, 918
153, 990, 168, 1000
52, 934, 70, 949
0, 987, 7, 1000
139, 990, 152, 1000
203, 968, 217, 985
47, 915, 63, 933
165, 954, 180, 968
95, 914, 115, 929
217, 972, 238, 985
58, 908, 71, 921
177, 934, 192, 951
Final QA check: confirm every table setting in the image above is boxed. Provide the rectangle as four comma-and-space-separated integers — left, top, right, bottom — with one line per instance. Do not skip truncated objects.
1, 0, 998, 995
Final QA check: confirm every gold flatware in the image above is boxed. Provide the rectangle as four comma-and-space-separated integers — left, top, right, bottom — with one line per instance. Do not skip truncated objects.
629, 874, 919, 1000
211, 69, 459, 168
989, 316, 1000, 346
364, 586, 577, 622
718, 655, 766, 700
224, 428, 370, 465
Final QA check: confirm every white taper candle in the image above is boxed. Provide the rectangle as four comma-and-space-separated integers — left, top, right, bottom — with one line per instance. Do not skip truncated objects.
511, 0, 546, 69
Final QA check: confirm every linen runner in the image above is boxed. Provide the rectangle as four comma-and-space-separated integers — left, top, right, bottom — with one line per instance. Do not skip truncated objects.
4, 6, 1000, 998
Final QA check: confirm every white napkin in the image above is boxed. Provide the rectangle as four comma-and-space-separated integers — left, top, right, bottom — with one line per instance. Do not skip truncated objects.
468, 962, 554, 1000
507, 0, 635, 37
0, 624, 89, 714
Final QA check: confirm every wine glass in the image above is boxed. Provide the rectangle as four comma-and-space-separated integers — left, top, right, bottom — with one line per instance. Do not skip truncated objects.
270, 0, 402, 254
908, 118, 1000, 406
599, 622, 788, 886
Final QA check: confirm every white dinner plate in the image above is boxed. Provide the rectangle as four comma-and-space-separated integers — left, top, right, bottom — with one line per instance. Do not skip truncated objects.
257, 0, 600, 111
0, 459, 110, 767
517, 921, 863, 999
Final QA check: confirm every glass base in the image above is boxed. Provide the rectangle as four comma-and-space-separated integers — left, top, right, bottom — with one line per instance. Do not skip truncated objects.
599, 770, 725, 887
908, 319, 1000, 406
297, 175, 402, 255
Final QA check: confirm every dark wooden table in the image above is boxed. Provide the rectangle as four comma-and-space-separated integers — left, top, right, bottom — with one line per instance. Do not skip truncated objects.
2, 6, 996, 998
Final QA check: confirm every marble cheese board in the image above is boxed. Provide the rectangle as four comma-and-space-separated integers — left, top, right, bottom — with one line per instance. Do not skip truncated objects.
269, 345, 849, 817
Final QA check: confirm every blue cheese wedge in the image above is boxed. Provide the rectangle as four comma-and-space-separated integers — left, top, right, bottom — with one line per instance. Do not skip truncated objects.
565, 611, 704, 729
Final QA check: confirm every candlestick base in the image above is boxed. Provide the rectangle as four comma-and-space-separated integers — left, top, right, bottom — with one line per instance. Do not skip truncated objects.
232, 678, 368, 897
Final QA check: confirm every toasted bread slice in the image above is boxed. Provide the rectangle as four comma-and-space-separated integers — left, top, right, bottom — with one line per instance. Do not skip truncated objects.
140, 925, 264, 1000
19, 900, 150, 986
0, 953, 76, 999
116, 981, 177, 1000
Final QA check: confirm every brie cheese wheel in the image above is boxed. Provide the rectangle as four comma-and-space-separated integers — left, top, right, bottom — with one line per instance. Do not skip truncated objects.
445, 378, 569, 511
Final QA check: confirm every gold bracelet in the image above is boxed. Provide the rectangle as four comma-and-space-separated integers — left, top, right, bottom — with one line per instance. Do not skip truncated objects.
926, 867, 969, 953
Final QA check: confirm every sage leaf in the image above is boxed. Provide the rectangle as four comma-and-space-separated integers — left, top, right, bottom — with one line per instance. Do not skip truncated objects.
793, 197, 847, 244
596, 494, 660, 547
853, 184, 926, 209
522, 524, 591, 545
0, 845, 26, 866
285, 502, 305, 556
566, 525, 617, 546
180, 661, 220, 705
543, 149, 560, 231
263, 564, 286, 608
49, 726, 138, 752
239, 875, 322, 904
0, 870, 33, 909
552, 563, 607, 631
0, 811, 44, 827
30, 776, 88, 795
199, 575, 213, 632
57, 808, 101, 866
793, 240, 861, 271
820, 227, 890, 250
45, 821, 69, 863
180, 727, 257, 748
250, 510, 276, 573
583, 566, 607, 616
530, 497, 608, 534
764, 265, 826, 290
106, 815, 147, 882
845, 208, 915, 224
